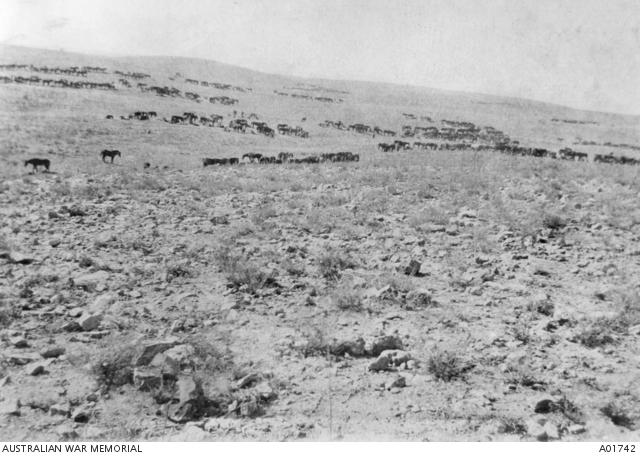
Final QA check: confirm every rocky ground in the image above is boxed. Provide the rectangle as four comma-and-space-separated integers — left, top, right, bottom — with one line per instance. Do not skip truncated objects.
1, 151, 640, 441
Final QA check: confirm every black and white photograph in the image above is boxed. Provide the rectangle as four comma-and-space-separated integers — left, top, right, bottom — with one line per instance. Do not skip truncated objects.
0, 0, 639, 444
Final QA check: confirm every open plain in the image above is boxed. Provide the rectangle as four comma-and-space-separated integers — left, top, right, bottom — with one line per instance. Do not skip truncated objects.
0, 44, 639, 441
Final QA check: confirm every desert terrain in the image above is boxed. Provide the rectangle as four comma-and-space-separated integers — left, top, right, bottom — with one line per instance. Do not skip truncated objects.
0, 44, 639, 441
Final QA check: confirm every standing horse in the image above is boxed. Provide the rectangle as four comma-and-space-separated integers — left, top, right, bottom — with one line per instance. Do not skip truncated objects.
101, 150, 121, 163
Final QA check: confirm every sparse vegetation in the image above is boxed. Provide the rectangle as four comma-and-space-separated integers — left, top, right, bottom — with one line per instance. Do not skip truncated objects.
427, 349, 466, 382
317, 249, 356, 281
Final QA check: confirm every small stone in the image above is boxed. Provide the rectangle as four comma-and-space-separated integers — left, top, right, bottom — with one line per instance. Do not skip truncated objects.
9, 336, 28, 348
8, 352, 41, 365
26, 362, 47, 376
49, 238, 61, 248
40, 346, 65, 358
239, 397, 260, 418
445, 226, 459, 236
367, 335, 404, 356
72, 405, 92, 423
475, 255, 490, 265
72, 271, 109, 291
526, 418, 548, 441
0, 398, 21, 416
404, 260, 422, 276
68, 307, 84, 318
368, 354, 393, 372
9, 252, 35, 265
50, 402, 71, 417
459, 208, 477, 219
379, 349, 413, 367
134, 337, 179, 366
543, 422, 559, 440
386, 375, 406, 390
331, 338, 366, 357
534, 399, 557, 414
254, 382, 277, 401
210, 215, 229, 225
568, 424, 586, 435
405, 289, 434, 309
56, 424, 78, 439
89, 293, 116, 314
236, 373, 260, 389
61, 321, 81, 332
203, 417, 236, 432
133, 367, 162, 391
94, 232, 114, 248
77, 313, 102, 331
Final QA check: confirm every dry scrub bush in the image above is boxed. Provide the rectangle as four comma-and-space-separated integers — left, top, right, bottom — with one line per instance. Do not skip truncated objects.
427, 348, 466, 382
214, 245, 276, 293
317, 249, 357, 281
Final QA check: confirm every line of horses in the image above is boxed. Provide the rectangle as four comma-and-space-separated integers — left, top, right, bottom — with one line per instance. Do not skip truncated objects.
203, 151, 359, 167
0, 75, 116, 91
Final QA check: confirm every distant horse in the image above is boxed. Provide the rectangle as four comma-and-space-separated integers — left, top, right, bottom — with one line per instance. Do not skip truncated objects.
24, 158, 50, 172
242, 153, 263, 163
101, 149, 121, 163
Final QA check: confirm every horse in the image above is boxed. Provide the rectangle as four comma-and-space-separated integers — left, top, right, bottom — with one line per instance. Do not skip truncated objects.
101, 150, 121, 163
24, 158, 50, 172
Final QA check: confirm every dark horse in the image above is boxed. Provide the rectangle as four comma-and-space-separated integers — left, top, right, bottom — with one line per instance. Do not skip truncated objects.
24, 158, 50, 172
101, 149, 121, 163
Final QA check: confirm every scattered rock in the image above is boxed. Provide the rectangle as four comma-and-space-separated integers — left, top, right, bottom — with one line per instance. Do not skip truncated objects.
50, 402, 71, 417
8, 352, 41, 365
385, 375, 406, 390
68, 307, 84, 318
404, 259, 422, 276
40, 346, 65, 359
56, 424, 78, 440
133, 367, 162, 391
368, 355, 392, 372
66, 205, 87, 217
367, 335, 404, 357
61, 320, 82, 332
167, 376, 208, 423
0, 398, 21, 416
26, 362, 47, 376
534, 399, 557, 414
405, 288, 434, 309
72, 271, 109, 291
89, 293, 116, 314
210, 215, 229, 225
134, 337, 180, 366
379, 349, 413, 367
236, 373, 260, 389
543, 422, 560, 440
239, 396, 261, 418
568, 424, 586, 435
49, 238, 61, 247
72, 405, 92, 423
203, 417, 237, 432
254, 382, 277, 401
150, 353, 180, 378
7, 251, 35, 265
9, 335, 28, 348
94, 232, 114, 248
331, 337, 366, 357
77, 313, 103, 331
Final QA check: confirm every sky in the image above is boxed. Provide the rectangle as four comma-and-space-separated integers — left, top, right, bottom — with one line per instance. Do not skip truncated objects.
1, 0, 639, 115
